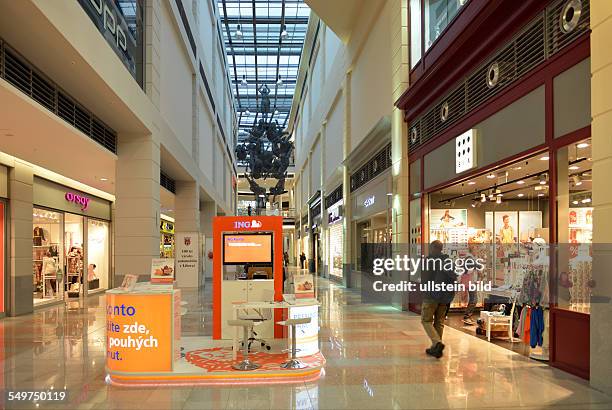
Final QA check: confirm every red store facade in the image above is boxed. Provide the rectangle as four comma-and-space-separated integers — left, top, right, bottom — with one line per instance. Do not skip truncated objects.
397, 0, 592, 379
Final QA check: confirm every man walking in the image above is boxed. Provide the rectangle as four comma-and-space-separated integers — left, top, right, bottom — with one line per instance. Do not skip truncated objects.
421, 240, 457, 359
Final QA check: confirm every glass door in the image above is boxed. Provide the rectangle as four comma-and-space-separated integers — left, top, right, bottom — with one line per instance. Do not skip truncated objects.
33, 208, 64, 306
64, 213, 84, 299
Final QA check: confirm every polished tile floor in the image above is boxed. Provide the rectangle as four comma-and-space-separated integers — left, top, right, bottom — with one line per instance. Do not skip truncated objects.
1, 274, 611, 409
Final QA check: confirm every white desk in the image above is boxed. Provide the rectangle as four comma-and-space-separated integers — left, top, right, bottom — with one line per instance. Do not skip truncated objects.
231, 299, 320, 359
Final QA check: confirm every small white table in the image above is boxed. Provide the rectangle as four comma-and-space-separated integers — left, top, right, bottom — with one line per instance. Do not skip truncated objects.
231, 299, 320, 359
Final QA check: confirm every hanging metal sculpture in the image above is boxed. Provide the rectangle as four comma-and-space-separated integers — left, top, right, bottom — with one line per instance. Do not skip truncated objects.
235, 84, 294, 208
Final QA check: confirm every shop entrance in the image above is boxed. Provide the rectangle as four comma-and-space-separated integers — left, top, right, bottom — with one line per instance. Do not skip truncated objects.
33, 208, 111, 306
420, 139, 592, 359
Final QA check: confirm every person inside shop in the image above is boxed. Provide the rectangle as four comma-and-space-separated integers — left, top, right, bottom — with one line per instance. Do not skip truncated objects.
421, 240, 457, 359
247, 204, 253, 216
300, 252, 306, 269
283, 251, 289, 267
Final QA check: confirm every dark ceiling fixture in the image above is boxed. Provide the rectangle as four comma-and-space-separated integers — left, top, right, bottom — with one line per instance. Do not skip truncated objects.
235, 85, 294, 209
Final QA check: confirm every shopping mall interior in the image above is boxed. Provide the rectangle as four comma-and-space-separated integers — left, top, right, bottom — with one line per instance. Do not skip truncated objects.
1, 0, 612, 409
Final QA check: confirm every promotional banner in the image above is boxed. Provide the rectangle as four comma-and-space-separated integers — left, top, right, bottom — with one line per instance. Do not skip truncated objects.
176, 232, 199, 287
106, 293, 173, 372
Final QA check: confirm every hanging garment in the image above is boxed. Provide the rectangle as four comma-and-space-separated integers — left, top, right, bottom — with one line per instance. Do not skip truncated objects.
530, 306, 545, 348
517, 305, 527, 337
522, 307, 532, 343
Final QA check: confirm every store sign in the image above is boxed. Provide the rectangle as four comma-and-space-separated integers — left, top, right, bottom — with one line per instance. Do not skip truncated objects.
176, 233, 199, 287
78, 0, 138, 78
363, 196, 376, 208
233, 220, 263, 229
456, 129, 477, 173
328, 204, 343, 224
65, 192, 90, 211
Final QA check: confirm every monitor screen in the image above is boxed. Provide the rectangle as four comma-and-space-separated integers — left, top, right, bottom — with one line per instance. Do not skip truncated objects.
223, 233, 273, 264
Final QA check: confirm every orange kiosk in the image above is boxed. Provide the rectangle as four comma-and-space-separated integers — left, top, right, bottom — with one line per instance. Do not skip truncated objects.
105, 215, 323, 386
213, 215, 284, 340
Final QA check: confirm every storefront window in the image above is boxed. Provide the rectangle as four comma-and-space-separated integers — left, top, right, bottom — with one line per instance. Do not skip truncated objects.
425, 0, 466, 51
556, 138, 592, 313
88, 219, 110, 293
33, 209, 64, 305
426, 152, 550, 309
327, 202, 344, 278
410, 0, 422, 68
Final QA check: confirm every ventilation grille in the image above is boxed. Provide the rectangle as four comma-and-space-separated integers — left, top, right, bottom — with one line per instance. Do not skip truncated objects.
408, 0, 589, 153
325, 184, 343, 209
350, 143, 392, 192
160, 170, 176, 194
547, 0, 590, 56
0, 39, 117, 154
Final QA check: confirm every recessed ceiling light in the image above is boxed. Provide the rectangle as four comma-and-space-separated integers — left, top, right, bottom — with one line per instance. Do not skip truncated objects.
516, 180, 525, 185
518, 193, 525, 198
577, 142, 590, 149
582, 198, 591, 203
540, 155, 550, 161
467, 181, 476, 185
486, 173, 495, 179
538, 193, 545, 197
572, 175, 582, 186
572, 200, 579, 205
569, 165, 580, 170
100, 177, 108, 181
513, 166, 522, 170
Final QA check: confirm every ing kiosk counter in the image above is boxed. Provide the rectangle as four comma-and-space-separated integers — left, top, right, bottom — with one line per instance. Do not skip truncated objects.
105, 216, 323, 387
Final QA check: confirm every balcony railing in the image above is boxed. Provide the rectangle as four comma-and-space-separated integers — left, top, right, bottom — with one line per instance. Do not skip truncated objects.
237, 208, 296, 219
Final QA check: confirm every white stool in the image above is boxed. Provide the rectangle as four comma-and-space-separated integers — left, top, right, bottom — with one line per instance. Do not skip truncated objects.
277, 317, 311, 369
228, 319, 261, 370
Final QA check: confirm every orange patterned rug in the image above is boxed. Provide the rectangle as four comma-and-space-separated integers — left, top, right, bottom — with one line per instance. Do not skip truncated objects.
185, 347, 325, 373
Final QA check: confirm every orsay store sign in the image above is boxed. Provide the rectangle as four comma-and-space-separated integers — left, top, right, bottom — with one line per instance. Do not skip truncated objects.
78, 0, 141, 82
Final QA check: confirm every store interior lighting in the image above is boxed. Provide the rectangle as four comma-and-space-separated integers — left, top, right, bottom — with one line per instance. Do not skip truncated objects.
577, 142, 590, 149
572, 174, 583, 186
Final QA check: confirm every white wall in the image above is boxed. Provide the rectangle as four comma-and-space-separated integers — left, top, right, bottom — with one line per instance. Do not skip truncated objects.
160, 3, 194, 154
198, 92, 214, 178
311, 139, 321, 195
349, 4, 393, 147
310, 47, 323, 113
325, 93, 344, 181
324, 26, 341, 79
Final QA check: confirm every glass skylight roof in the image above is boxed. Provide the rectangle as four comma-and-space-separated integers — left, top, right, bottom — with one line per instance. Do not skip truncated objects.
218, 0, 310, 144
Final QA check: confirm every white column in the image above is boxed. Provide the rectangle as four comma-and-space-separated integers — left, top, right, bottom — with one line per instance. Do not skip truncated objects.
342, 70, 352, 287
114, 134, 161, 282
590, 0, 612, 394
200, 200, 216, 282
8, 161, 34, 316
174, 181, 200, 288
